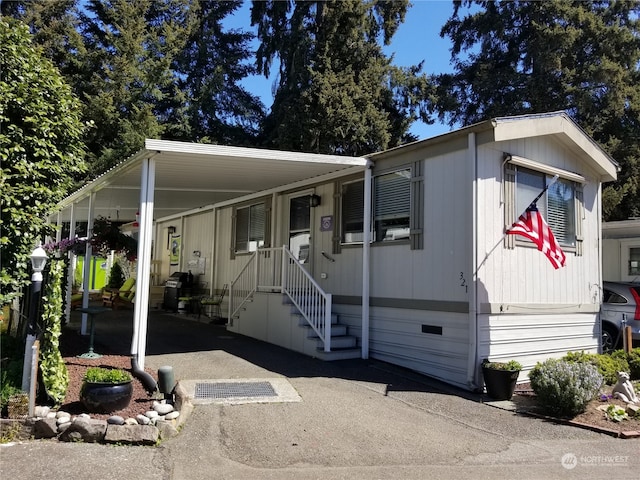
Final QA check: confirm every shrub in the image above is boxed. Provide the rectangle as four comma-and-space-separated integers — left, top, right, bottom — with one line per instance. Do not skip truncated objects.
0, 334, 24, 414
106, 261, 125, 289
83, 367, 131, 384
529, 358, 603, 417
624, 348, 640, 380
563, 351, 629, 385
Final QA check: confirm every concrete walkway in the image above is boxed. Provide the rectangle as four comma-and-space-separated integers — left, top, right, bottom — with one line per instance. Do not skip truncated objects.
1, 309, 638, 479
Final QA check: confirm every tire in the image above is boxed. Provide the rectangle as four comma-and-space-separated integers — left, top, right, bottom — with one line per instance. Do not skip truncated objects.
601, 323, 619, 354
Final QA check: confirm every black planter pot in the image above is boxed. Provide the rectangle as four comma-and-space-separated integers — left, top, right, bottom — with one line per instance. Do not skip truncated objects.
482, 367, 520, 400
80, 381, 133, 413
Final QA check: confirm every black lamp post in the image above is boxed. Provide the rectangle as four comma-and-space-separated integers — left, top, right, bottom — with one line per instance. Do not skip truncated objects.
21, 245, 48, 392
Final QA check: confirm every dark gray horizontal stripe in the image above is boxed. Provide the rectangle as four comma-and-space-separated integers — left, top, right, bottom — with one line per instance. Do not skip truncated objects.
332, 295, 469, 313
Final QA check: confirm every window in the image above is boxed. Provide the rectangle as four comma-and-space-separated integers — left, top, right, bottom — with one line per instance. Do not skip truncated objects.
234, 203, 265, 253
341, 180, 364, 243
629, 247, 640, 276
335, 164, 423, 252
374, 169, 411, 242
507, 164, 580, 249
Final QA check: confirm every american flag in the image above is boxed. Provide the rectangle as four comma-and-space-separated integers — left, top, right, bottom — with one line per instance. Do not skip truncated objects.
506, 203, 567, 269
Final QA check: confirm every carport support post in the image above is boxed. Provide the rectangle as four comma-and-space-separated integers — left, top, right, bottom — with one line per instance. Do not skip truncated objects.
132, 155, 156, 370
80, 193, 96, 335
361, 162, 373, 359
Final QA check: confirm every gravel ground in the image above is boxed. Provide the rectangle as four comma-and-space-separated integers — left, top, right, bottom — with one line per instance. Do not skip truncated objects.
56, 328, 158, 421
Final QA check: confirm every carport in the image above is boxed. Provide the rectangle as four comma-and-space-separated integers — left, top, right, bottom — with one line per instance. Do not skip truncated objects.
53, 139, 371, 368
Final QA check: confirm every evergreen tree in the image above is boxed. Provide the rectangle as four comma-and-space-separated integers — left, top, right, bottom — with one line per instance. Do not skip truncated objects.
437, 0, 640, 220
251, 0, 434, 155
78, 0, 194, 174
172, 0, 265, 145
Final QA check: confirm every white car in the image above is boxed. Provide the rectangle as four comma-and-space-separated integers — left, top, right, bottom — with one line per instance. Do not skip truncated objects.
600, 281, 640, 353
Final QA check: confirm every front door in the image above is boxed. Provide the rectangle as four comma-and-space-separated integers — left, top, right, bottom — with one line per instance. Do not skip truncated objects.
288, 194, 312, 271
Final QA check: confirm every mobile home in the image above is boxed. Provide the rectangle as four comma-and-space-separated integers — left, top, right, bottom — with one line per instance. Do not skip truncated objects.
55, 111, 618, 391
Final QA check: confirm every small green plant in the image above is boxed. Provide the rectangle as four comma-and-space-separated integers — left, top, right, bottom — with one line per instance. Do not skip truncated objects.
0, 421, 23, 443
605, 404, 628, 422
106, 261, 125, 289
529, 358, 603, 417
482, 359, 522, 371
83, 367, 131, 384
563, 351, 629, 385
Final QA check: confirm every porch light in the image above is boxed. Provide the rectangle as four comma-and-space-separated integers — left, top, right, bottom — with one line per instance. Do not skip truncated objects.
30, 245, 48, 280
310, 194, 321, 208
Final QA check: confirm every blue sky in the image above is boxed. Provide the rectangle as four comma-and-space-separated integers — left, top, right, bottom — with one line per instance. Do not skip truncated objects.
227, 0, 461, 140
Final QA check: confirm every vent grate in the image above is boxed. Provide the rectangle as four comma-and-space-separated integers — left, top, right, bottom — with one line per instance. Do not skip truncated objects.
194, 381, 276, 399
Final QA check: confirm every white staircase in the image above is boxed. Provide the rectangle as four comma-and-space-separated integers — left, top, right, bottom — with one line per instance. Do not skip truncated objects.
287, 298, 360, 361
230, 246, 361, 361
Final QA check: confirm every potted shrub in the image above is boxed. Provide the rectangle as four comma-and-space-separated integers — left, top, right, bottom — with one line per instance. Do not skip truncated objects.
481, 359, 523, 400
80, 367, 133, 413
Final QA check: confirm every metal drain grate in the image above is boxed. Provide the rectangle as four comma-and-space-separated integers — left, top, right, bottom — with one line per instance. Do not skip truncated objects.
195, 381, 276, 399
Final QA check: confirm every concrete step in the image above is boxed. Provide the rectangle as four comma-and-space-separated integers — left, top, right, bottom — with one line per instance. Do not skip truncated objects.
296, 312, 338, 325
320, 335, 357, 349
314, 347, 361, 361
305, 324, 347, 338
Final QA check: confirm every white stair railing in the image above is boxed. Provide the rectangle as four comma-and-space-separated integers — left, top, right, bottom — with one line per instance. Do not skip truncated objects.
281, 247, 332, 352
229, 253, 258, 322
229, 246, 333, 352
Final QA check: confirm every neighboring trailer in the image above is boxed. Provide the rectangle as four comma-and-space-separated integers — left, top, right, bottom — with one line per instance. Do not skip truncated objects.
602, 219, 640, 283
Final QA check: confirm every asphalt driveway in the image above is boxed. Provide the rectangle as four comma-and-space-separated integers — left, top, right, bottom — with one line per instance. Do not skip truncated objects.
1, 308, 638, 479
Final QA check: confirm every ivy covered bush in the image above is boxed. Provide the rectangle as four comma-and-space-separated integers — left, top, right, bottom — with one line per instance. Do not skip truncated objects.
39, 259, 69, 406
529, 358, 603, 417
563, 351, 630, 385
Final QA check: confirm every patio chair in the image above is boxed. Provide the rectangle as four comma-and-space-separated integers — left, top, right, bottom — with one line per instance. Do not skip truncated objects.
199, 284, 227, 321
102, 277, 136, 309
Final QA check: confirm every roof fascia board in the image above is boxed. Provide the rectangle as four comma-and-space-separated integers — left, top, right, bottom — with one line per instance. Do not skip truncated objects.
144, 139, 369, 167
366, 120, 494, 161
57, 148, 153, 209
492, 113, 618, 182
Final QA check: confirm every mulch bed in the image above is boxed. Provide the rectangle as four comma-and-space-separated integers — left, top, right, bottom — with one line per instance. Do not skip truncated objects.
55, 327, 159, 421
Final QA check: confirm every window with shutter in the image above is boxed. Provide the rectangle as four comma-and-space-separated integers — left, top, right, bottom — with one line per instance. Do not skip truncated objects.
341, 180, 365, 243
374, 169, 411, 242
507, 164, 579, 249
234, 203, 265, 254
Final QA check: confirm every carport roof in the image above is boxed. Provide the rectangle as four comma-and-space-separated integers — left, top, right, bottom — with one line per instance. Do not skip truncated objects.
55, 140, 370, 222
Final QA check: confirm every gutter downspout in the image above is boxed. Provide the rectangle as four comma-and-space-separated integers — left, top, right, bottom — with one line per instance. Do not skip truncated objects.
361, 161, 374, 359
466, 132, 480, 390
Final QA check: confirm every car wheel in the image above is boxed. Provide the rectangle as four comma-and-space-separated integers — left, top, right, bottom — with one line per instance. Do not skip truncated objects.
601, 324, 619, 354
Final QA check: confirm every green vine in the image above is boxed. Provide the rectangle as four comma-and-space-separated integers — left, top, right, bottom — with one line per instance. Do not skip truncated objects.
39, 259, 69, 406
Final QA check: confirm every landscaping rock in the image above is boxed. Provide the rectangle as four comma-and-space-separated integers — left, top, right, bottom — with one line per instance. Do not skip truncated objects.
153, 402, 174, 415
33, 406, 50, 418
33, 418, 58, 439
104, 424, 159, 445
626, 404, 639, 416
58, 417, 107, 443
107, 415, 125, 425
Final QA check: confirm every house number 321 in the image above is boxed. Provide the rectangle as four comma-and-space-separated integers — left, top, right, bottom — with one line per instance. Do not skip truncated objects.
459, 272, 468, 293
